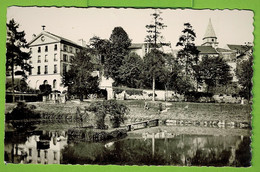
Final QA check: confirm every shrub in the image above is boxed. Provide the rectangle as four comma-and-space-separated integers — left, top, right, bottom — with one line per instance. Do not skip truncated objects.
87, 100, 129, 129
6, 102, 40, 120
125, 89, 143, 96
113, 88, 124, 94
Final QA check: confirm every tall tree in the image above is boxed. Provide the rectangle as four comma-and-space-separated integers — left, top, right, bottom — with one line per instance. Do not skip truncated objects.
6, 19, 32, 102
118, 52, 144, 88
89, 36, 111, 65
104, 27, 131, 86
198, 55, 233, 93
176, 23, 200, 91
143, 49, 166, 101
145, 10, 168, 49
144, 10, 168, 101
236, 56, 253, 102
62, 49, 99, 101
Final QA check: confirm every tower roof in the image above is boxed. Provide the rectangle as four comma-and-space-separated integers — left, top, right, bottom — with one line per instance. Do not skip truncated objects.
203, 18, 217, 39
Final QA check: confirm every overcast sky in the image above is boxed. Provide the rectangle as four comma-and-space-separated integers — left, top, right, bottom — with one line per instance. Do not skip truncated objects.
7, 7, 254, 50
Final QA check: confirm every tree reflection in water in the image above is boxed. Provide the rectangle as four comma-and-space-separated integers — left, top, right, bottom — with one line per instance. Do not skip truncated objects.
61, 135, 251, 166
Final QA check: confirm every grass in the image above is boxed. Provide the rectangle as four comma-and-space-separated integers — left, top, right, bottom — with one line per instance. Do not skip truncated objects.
5, 99, 251, 125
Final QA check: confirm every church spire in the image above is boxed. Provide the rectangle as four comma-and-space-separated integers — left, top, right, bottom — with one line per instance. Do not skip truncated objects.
203, 18, 216, 39
202, 18, 218, 47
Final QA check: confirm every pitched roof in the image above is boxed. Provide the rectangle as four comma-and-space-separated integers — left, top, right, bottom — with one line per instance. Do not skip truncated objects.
227, 44, 252, 52
29, 31, 82, 48
197, 46, 218, 54
129, 43, 144, 49
203, 18, 217, 39
216, 48, 233, 53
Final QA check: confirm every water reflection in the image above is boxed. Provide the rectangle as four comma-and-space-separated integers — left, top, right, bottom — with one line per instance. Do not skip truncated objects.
4, 125, 251, 166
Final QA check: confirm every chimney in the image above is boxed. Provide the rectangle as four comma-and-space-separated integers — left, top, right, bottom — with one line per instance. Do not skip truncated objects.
78, 39, 86, 47
32, 34, 36, 39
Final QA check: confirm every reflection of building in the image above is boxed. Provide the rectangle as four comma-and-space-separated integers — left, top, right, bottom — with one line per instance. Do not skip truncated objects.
5, 130, 67, 164
27, 28, 83, 92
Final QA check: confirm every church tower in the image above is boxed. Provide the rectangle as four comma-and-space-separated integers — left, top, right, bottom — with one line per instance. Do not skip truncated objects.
202, 18, 218, 48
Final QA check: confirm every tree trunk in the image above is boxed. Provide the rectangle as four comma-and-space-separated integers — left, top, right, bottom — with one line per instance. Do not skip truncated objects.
152, 75, 155, 101
79, 94, 84, 102
11, 56, 15, 103
165, 84, 167, 102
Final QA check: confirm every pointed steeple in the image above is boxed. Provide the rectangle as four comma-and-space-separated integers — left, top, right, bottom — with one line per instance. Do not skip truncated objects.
203, 18, 217, 39
202, 18, 218, 47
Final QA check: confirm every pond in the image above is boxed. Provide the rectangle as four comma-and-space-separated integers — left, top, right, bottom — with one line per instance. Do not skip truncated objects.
4, 122, 251, 167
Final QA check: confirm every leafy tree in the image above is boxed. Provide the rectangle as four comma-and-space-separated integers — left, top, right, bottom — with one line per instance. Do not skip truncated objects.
87, 100, 129, 129
103, 27, 131, 86
165, 59, 194, 94
118, 52, 144, 88
39, 84, 52, 96
89, 36, 111, 65
236, 57, 253, 101
6, 19, 32, 102
145, 10, 168, 49
198, 55, 233, 93
62, 49, 100, 101
142, 49, 167, 101
176, 23, 200, 90
144, 10, 169, 101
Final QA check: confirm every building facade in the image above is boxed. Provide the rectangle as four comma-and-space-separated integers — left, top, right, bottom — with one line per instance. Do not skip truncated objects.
27, 31, 82, 93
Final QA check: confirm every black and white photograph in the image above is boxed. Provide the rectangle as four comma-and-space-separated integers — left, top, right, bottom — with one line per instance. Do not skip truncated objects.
5, 7, 253, 166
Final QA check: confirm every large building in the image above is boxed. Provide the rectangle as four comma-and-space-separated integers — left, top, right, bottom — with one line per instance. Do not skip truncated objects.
27, 29, 83, 93
196, 18, 253, 84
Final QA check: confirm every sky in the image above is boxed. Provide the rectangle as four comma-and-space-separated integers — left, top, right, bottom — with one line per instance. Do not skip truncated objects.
7, 7, 254, 50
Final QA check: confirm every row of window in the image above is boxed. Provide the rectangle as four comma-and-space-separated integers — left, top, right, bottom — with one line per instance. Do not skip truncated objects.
31, 54, 74, 63
32, 44, 80, 54
36, 149, 57, 160
63, 45, 80, 54
62, 54, 74, 62
28, 148, 57, 160
35, 44, 58, 53
34, 54, 58, 63
36, 65, 58, 75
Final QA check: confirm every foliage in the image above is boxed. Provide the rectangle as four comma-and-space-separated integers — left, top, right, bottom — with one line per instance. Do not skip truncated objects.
89, 36, 111, 65
185, 91, 214, 102
6, 102, 40, 120
6, 78, 28, 92
6, 19, 32, 102
62, 49, 100, 101
125, 89, 143, 96
6, 19, 32, 76
145, 10, 168, 49
39, 84, 52, 96
118, 52, 144, 88
87, 100, 129, 129
176, 23, 199, 82
142, 49, 167, 89
198, 55, 233, 93
104, 27, 132, 85
236, 57, 253, 100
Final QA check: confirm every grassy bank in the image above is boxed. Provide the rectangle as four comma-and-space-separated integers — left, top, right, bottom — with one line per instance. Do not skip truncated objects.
5, 99, 251, 125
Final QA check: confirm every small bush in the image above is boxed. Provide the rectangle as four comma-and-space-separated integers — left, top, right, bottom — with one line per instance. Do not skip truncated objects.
125, 89, 143, 96
148, 93, 157, 97
6, 102, 40, 120
87, 100, 129, 129
113, 88, 124, 94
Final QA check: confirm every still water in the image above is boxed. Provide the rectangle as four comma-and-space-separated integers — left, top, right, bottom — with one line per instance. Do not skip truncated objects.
4, 122, 251, 166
